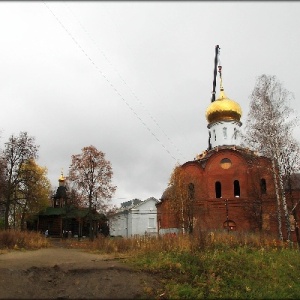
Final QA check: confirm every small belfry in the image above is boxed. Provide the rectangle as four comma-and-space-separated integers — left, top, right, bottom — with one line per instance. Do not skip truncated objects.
58, 169, 66, 186
206, 47, 242, 149
53, 170, 67, 207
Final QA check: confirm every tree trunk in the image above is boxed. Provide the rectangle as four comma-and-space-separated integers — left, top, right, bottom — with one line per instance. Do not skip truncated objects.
89, 196, 94, 241
13, 202, 16, 229
4, 200, 10, 230
292, 206, 300, 246
287, 178, 300, 246
180, 198, 185, 234
20, 211, 26, 231
278, 170, 291, 241
272, 159, 283, 241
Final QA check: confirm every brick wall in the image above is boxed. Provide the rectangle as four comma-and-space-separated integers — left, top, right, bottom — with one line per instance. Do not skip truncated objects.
157, 148, 299, 241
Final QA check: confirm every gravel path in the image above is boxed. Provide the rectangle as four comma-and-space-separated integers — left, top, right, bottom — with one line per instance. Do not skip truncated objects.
0, 241, 163, 299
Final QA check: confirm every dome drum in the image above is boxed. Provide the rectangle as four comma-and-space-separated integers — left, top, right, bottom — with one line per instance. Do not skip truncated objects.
207, 118, 242, 129
206, 110, 242, 124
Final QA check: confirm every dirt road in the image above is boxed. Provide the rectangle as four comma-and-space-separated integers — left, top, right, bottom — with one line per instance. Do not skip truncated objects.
0, 240, 163, 299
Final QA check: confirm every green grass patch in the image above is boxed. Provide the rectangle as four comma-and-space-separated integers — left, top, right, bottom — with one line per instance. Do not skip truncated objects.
129, 246, 300, 299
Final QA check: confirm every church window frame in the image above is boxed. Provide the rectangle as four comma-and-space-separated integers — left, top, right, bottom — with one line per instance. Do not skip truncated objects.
260, 178, 267, 194
188, 183, 195, 200
148, 217, 155, 228
233, 128, 237, 139
223, 127, 227, 139
234, 180, 240, 197
215, 181, 222, 198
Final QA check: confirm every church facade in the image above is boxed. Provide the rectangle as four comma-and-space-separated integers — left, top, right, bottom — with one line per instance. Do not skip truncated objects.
157, 53, 299, 241
157, 146, 279, 235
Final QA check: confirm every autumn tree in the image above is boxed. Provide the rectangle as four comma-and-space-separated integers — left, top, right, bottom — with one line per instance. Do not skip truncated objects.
244, 74, 300, 241
168, 165, 195, 234
64, 180, 84, 208
68, 145, 116, 240
15, 159, 51, 230
1, 132, 39, 229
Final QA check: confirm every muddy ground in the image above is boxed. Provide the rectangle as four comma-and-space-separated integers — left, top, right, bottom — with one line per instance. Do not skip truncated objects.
0, 239, 164, 299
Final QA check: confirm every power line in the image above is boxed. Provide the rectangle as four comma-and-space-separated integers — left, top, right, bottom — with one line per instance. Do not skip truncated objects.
64, 2, 186, 162
43, 2, 179, 163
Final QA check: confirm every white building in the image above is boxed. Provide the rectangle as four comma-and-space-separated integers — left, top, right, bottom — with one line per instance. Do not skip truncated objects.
108, 197, 158, 237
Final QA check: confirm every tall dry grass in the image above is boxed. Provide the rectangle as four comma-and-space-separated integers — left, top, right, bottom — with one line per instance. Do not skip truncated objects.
1, 229, 286, 253
68, 230, 290, 255
0, 230, 49, 250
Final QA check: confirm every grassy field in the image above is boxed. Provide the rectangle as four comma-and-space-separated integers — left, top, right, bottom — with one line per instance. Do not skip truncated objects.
1, 230, 300, 299
66, 231, 300, 299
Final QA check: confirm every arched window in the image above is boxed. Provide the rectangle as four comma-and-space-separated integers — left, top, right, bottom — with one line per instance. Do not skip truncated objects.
223, 127, 227, 139
213, 129, 216, 141
215, 181, 222, 198
188, 183, 195, 200
234, 180, 240, 197
260, 178, 267, 194
233, 128, 237, 139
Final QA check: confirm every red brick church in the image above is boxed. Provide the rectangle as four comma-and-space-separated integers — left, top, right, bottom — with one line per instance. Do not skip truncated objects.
157, 47, 300, 241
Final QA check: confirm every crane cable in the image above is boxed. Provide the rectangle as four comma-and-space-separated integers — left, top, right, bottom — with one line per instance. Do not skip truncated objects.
43, 2, 180, 163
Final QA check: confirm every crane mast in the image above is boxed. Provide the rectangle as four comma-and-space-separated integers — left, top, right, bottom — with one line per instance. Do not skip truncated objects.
211, 45, 220, 103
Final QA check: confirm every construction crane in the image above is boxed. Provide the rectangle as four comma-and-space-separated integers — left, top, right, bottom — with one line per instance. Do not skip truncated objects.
211, 45, 220, 103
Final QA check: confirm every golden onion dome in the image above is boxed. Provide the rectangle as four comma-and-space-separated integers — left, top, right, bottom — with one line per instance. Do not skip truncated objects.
205, 89, 242, 124
58, 172, 65, 182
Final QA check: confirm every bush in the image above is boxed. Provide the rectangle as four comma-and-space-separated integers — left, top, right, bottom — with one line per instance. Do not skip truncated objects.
0, 230, 49, 250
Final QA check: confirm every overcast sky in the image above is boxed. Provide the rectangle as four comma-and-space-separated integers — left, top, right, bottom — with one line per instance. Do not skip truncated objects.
0, 1, 299, 207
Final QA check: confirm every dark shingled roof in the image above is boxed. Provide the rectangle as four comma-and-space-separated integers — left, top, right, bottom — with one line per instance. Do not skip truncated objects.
39, 207, 65, 216
39, 206, 105, 220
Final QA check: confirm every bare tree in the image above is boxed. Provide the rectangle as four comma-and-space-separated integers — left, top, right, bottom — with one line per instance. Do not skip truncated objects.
168, 165, 195, 234
0, 158, 6, 226
1, 132, 39, 229
244, 75, 300, 241
68, 145, 116, 240
281, 140, 300, 245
